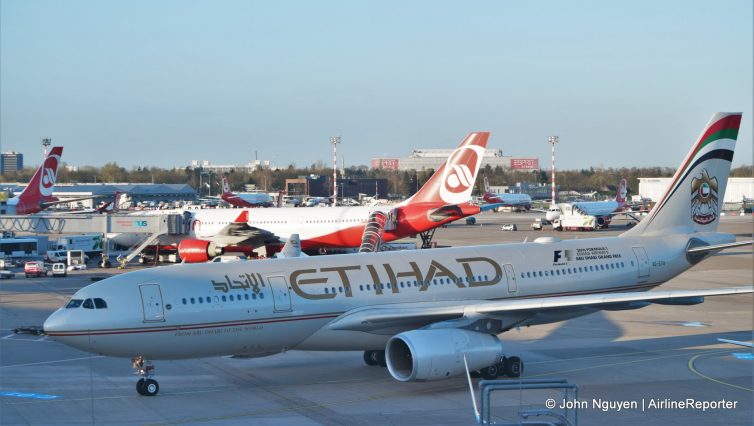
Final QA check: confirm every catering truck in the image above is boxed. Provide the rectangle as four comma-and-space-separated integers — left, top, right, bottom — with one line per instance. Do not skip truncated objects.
53, 234, 103, 255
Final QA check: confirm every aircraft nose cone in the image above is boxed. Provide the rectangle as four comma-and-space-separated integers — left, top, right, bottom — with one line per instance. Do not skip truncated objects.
43, 311, 63, 336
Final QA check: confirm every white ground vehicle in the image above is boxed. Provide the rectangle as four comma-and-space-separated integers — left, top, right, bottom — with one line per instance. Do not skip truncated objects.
501, 223, 517, 231
51, 263, 67, 277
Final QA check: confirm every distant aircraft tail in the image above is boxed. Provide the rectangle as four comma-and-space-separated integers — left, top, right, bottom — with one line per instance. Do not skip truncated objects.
403, 132, 489, 205
623, 113, 741, 236
615, 177, 628, 207
221, 176, 232, 196
18, 147, 63, 206
483, 176, 491, 195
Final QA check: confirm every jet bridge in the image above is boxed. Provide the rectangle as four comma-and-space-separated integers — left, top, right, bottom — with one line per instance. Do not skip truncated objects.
0, 213, 190, 267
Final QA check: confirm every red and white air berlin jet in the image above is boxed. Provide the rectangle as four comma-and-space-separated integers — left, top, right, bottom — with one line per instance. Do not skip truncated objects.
5, 146, 118, 215
482, 176, 532, 210
219, 176, 273, 208
5, 147, 66, 215
123, 132, 491, 261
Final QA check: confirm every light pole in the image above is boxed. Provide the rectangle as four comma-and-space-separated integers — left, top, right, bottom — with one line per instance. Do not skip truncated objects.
330, 136, 341, 206
548, 136, 559, 205
42, 138, 52, 157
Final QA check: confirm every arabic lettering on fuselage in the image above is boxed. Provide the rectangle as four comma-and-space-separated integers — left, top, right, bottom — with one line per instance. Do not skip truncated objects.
211, 273, 264, 294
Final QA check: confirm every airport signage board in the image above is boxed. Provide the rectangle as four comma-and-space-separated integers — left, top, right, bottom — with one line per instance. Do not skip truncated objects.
371, 158, 400, 170
510, 158, 539, 170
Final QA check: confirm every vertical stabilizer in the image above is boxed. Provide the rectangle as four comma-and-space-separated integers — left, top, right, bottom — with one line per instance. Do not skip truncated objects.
16, 147, 63, 211
623, 113, 741, 236
615, 178, 628, 207
221, 176, 232, 196
403, 132, 489, 206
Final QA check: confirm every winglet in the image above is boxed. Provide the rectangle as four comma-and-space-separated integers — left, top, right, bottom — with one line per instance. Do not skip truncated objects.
275, 234, 307, 258
234, 210, 249, 223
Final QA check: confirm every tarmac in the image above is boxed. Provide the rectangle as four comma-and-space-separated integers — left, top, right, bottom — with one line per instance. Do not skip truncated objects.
1, 211, 752, 425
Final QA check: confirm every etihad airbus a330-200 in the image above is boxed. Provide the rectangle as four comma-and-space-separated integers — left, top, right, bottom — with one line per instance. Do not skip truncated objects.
44, 113, 752, 397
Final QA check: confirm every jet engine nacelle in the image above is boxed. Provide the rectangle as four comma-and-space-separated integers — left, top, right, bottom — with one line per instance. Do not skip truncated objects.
178, 239, 221, 263
385, 329, 503, 382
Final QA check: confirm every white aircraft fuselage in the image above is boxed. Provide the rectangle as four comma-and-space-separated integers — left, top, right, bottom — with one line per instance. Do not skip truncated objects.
44, 229, 733, 359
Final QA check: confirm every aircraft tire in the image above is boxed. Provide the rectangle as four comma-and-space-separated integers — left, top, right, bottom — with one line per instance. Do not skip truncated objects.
481, 364, 501, 380
375, 350, 387, 367
136, 378, 146, 395
504, 356, 523, 378
143, 379, 159, 396
363, 350, 378, 366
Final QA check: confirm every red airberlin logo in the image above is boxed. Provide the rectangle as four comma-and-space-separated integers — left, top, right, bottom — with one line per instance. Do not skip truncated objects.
39, 155, 60, 197
439, 143, 484, 204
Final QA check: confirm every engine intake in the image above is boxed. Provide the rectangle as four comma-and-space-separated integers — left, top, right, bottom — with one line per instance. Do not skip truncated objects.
178, 239, 221, 263
385, 329, 503, 382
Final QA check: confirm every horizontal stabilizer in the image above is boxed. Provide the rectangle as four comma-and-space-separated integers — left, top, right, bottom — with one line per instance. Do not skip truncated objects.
686, 240, 753, 254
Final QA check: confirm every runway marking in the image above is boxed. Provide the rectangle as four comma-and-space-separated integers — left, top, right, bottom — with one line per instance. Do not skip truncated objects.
525, 348, 730, 379
0, 391, 59, 400
0, 355, 104, 369
687, 352, 754, 392
732, 353, 754, 360
1, 389, 224, 405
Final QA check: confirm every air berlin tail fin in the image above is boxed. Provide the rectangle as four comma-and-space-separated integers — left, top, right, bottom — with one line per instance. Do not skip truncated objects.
623, 113, 741, 236
18, 147, 63, 205
615, 178, 628, 206
404, 132, 489, 205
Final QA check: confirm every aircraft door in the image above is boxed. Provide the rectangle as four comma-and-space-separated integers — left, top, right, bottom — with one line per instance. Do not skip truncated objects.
267, 275, 292, 312
632, 247, 650, 279
503, 263, 517, 293
139, 284, 165, 322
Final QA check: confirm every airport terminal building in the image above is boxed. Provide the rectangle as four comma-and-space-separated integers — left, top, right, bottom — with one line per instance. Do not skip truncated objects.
372, 148, 539, 171
0, 183, 197, 208
639, 177, 754, 204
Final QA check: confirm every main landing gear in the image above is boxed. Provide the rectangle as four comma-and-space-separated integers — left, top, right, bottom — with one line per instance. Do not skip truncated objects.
132, 356, 159, 396
471, 356, 523, 380
363, 350, 387, 367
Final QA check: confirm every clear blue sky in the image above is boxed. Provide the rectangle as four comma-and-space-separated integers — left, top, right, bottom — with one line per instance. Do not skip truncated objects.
2, 0, 752, 170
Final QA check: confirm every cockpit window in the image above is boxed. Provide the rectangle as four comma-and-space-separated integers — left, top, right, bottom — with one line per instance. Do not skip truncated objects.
93, 298, 107, 309
83, 299, 94, 309
66, 299, 83, 309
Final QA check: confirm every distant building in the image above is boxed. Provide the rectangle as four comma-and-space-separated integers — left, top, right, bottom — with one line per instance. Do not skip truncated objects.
0, 183, 197, 208
1, 152, 23, 174
639, 177, 754, 203
188, 159, 279, 173
285, 175, 388, 198
372, 148, 538, 171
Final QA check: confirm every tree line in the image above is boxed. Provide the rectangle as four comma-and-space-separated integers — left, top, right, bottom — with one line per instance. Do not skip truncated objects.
1, 162, 751, 198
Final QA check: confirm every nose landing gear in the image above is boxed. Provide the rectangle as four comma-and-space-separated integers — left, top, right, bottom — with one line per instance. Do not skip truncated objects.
132, 356, 159, 396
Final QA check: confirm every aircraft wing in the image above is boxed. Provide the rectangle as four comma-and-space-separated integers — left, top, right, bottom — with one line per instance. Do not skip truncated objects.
327, 287, 753, 333
210, 210, 280, 247
40, 194, 111, 209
